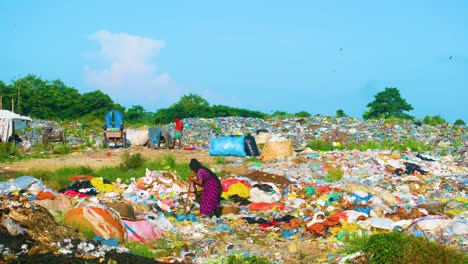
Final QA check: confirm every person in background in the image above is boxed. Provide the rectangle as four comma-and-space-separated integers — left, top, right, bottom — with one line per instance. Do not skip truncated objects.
188, 158, 222, 217
172, 117, 184, 148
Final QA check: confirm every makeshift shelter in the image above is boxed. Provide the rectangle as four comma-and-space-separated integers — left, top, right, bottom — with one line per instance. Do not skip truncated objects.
0, 110, 32, 143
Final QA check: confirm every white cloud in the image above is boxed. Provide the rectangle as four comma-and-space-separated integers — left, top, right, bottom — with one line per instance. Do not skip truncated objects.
84, 30, 182, 110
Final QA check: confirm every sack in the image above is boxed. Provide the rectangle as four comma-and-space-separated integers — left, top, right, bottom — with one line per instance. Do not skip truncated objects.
209, 136, 246, 157
255, 132, 271, 144
261, 140, 293, 161
244, 135, 260, 156
126, 129, 149, 146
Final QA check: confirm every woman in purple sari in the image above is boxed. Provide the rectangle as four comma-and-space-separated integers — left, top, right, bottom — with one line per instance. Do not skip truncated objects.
189, 159, 222, 217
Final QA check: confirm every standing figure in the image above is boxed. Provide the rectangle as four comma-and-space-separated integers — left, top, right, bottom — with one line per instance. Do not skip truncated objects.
172, 117, 184, 148
188, 159, 222, 217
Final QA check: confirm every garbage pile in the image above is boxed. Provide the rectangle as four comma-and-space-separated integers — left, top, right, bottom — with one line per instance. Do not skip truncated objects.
1, 145, 467, 263
162, 117, 464, 152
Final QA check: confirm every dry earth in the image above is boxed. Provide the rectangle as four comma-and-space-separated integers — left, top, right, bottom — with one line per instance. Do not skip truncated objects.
0, 147, 218, 177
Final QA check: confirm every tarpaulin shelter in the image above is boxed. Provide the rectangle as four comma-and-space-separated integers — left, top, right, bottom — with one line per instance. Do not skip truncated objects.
0, 110, 32, 142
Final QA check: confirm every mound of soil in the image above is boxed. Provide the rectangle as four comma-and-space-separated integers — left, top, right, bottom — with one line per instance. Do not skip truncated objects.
244, 170, 292, 185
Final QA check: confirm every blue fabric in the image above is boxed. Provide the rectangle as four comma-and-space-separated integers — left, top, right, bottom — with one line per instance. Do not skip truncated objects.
105, 110, 124, 129
209, 136, 246, 157
148, 127, 162, 148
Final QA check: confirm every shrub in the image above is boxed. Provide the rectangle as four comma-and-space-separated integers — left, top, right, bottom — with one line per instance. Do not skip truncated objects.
119, 152, 146, 171
343, 232, 468, 264
423, 115, 448, 126
0, 143, 20, 162
454, 119, 465, 126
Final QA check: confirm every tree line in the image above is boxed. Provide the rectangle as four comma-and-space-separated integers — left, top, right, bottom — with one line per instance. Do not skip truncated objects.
0, 75, 465, 126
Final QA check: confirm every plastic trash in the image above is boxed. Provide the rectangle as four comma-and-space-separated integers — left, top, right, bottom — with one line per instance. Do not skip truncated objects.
3, 218, 27, 236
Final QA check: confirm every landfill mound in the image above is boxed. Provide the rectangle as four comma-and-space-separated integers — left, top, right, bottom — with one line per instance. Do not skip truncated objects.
2, 117, 467, 263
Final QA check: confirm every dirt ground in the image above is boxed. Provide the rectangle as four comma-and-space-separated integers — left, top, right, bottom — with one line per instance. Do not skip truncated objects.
0, 147, 217, 177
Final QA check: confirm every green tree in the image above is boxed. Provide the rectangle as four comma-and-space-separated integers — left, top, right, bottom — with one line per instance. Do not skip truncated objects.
336, 109, 348, 118
126, 105, 153, 124
172, 93, 210, 118
295, 111, 311, 118
75, 90, 123, 119
363, 87, 414, 120
454, 119, 465, 126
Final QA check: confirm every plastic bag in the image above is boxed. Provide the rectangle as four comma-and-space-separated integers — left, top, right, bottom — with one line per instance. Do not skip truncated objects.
244, 135, 260, 156
209, 136, 246, 157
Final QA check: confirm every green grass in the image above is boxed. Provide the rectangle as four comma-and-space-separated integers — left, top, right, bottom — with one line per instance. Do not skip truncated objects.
307, 139, 435, 152
215, 156, 228, 165
17, 154, 194, 190
205, 254, 271, 264
326, 167, 344, 182
0, 143, 20, 162
125, 242, 156, 259
342, 232, 468, 264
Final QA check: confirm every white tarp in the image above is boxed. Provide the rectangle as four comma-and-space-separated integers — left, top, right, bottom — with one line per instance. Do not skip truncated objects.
0, 110, 32, 142
125, 128, 149, 146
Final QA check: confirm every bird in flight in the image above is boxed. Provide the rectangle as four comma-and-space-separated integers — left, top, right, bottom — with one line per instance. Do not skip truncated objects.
449, 56, 452, 60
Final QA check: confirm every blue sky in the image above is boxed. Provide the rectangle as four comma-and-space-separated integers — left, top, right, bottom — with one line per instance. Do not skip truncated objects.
1, 1, 467, 122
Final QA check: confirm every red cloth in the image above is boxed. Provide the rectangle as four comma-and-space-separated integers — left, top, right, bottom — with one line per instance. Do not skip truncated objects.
64, 190, 89, 198
221, 178, 250, 192
175, 119, 183, 131
36, 191, 56, 200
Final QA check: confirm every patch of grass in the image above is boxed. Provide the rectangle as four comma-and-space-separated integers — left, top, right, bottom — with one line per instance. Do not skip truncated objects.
162, 154, 176, 169
0, 143, 20, 162
307, 140, 336, 151
307, 139, 435, 152
23, 166, 93, 190
125, 242, 156, 259
342, 232, 468, 264
206, 254, 271, 264
17, 155, 194, 189
51, 144, 72, 155
215, 156, 228, 165
119, 152, 146, 171
326, 167, 344, 182
244, 156, 261, 163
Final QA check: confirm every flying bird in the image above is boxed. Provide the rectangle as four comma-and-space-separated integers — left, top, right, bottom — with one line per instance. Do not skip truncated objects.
449, 56, 452, 60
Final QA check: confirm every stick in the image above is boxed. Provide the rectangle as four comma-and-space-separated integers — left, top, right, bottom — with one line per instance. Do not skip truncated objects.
185, 181, 192, 214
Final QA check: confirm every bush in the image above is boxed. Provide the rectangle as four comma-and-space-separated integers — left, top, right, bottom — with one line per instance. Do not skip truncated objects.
343, 232, 468, 264
0, 143, 20, 162
454, 119, 465, 126
119, 152, 146, 171
423, 115, 448, 126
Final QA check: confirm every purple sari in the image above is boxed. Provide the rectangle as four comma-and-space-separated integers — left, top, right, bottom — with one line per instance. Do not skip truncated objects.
197, 168, 221, 215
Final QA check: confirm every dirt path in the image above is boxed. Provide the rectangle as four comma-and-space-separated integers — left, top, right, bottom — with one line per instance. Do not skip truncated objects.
0, 147, 218, 176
